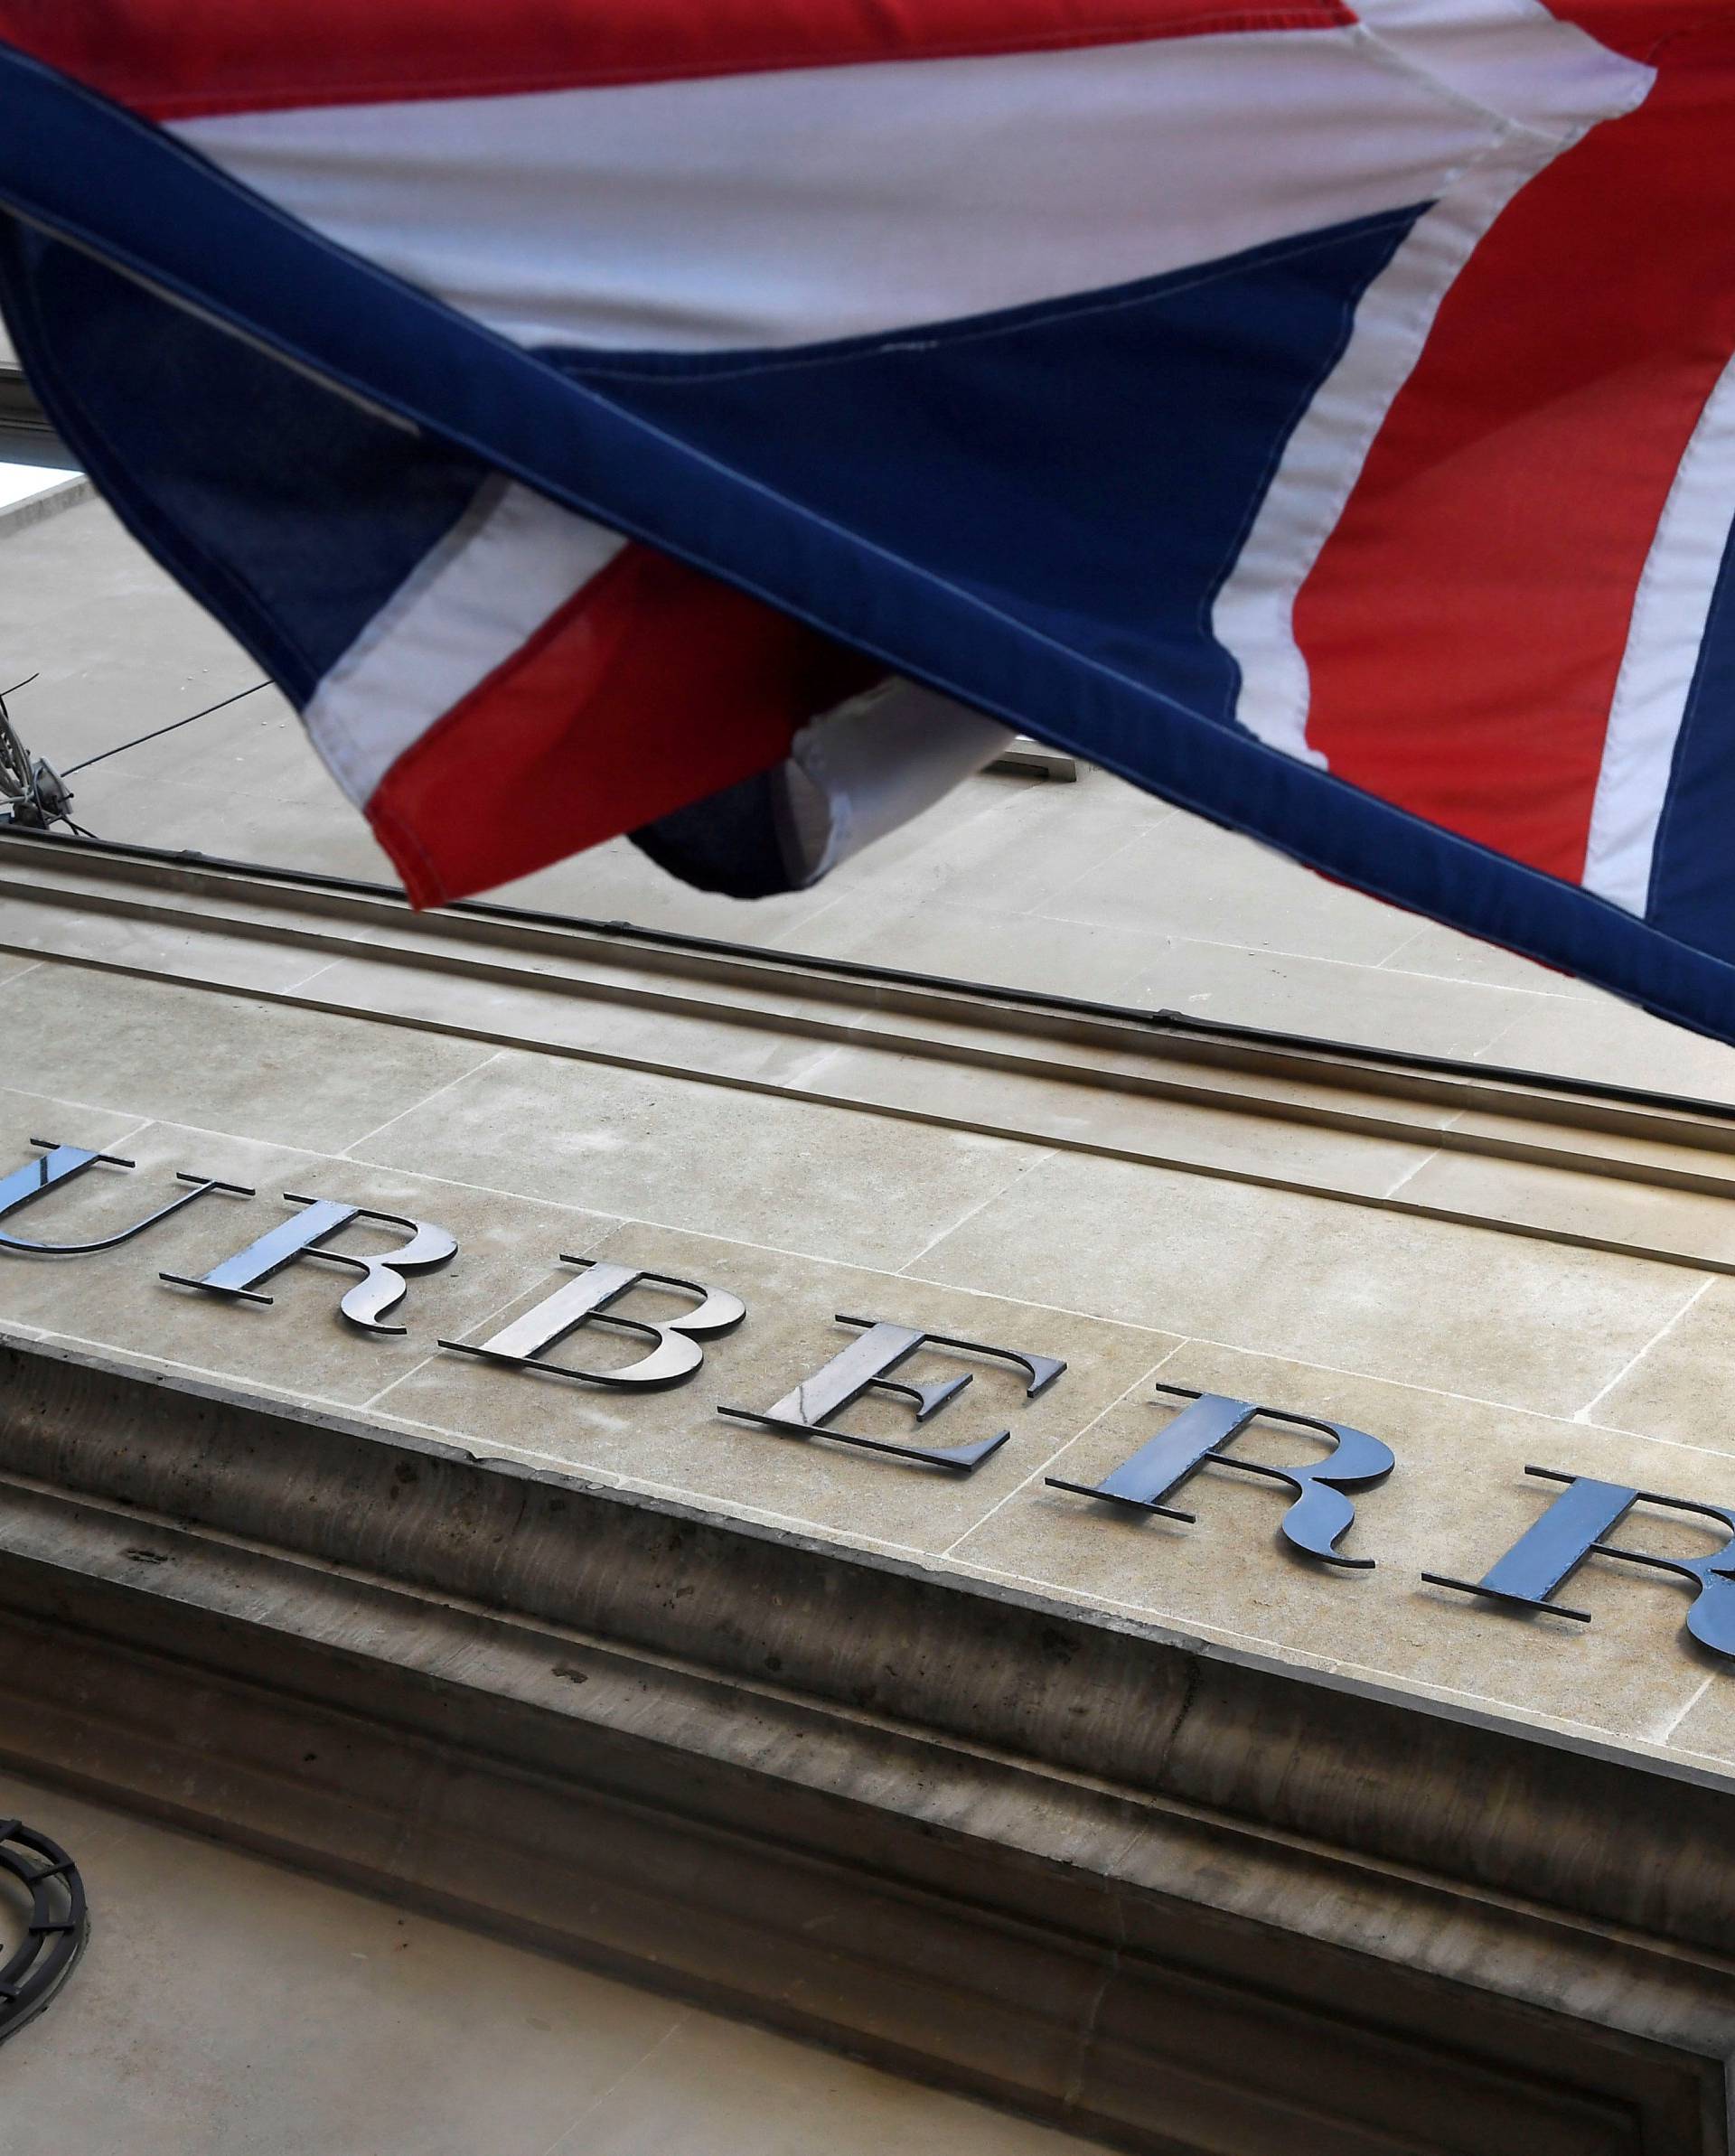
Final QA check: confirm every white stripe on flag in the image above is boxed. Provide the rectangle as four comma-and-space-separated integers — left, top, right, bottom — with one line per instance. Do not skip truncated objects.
785, 681, 1015, 884
183, 30, 1531, 358
1350, 0, 1653, 139
1582, 353, 1735, 918
1214, 8, 1646, 768
304, 478, 624, 805
1213, 126, 1570, 767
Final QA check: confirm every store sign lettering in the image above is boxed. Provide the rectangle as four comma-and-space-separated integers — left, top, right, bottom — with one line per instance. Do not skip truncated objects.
5, 1138, 1731, 1665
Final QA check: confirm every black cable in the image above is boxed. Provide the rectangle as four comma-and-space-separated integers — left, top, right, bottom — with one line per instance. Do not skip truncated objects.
61, 678, 272, 776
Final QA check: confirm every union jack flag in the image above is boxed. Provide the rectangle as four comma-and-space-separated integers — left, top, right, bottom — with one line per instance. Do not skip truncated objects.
1, 5, 1733, 1036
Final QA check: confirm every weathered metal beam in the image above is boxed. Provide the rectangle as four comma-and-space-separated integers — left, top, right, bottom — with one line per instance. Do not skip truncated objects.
989, 737, 1081, 781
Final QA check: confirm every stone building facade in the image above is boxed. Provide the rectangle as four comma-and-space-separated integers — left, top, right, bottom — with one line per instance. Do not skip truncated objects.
5, 414, 1735, 2152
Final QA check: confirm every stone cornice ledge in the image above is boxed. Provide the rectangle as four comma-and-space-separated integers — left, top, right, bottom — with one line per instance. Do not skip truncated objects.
10, 833, 1735, 1277
0, 1329, 1730, 2153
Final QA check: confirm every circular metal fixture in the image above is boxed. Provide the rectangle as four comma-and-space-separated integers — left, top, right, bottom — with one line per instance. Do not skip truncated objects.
0, 1818, 89, 2047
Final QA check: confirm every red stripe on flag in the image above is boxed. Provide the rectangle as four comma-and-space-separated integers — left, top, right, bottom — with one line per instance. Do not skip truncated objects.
1294, 13, 1735, 886
0, 0, 1353, 120
365, 543, 882, 911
